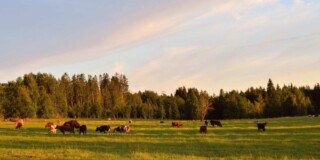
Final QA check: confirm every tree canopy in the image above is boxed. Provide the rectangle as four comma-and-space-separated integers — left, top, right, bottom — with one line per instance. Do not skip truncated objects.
0, 73, 318, 119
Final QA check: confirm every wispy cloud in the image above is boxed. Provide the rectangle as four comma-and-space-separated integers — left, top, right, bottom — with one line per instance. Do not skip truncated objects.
8, 0, 281, 68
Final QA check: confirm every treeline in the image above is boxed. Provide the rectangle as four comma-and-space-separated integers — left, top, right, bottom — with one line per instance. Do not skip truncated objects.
210, 79, 319, 119
0, 73, 319, 119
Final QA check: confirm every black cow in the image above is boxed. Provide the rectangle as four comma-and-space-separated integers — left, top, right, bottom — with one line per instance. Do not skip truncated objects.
257, 122, 267, 131
79, 125, 87, 135
210, 120, 222, 127
96, 125, 111, 133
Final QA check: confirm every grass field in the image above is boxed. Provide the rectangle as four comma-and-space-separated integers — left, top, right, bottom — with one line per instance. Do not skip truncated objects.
0, 117, 319, 160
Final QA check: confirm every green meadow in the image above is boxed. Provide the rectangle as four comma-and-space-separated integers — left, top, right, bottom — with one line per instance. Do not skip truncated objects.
0, 117, 319, 160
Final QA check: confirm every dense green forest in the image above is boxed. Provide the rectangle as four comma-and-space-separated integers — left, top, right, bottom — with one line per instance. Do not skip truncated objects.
0, 73, 319, 120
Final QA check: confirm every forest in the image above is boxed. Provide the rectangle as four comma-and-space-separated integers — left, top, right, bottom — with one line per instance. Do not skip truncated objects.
0, 72, 319, 120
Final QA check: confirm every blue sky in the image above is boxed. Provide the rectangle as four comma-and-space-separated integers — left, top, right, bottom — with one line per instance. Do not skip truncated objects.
0, 0, 319, 94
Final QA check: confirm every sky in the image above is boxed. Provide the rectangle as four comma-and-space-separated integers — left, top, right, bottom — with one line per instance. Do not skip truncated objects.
0, 0, 320, 95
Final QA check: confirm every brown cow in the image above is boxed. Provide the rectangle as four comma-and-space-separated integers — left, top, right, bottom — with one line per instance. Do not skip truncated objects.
62, 120, 80, 133
199, 126, 207, 133
45, 122, 56, 134
15, 118, 24, 129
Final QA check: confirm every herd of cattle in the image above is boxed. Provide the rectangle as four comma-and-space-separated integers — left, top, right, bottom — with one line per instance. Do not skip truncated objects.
43, 120, 131, 135
11, 118, 268, 134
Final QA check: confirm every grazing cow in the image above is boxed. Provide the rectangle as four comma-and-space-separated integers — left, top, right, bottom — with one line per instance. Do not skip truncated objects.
79, 125, 87, 135
172, 122, 183, 127
96, 125, 111, 133
45, 122, 56, 134
113, 125, 130, 133
62, 120, 80, 134
15, 118, 24, 129
56, 125, 74, 135
210, 120, 222, 127
257, 122, 267, 131
160, 121, 164, 123
199, 125, 207, 133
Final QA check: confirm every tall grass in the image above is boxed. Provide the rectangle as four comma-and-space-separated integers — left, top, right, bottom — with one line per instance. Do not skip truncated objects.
0, 117, 319, 160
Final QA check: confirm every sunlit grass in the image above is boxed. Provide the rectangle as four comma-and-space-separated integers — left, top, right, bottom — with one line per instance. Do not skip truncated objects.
0, 117, 319, 159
